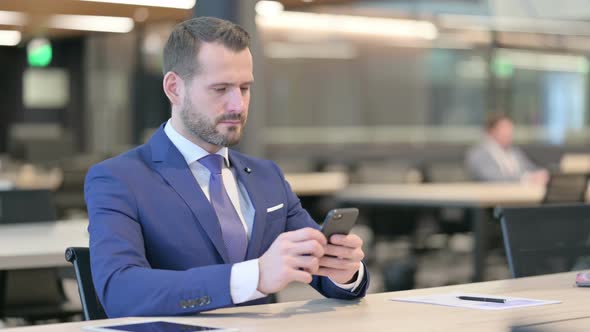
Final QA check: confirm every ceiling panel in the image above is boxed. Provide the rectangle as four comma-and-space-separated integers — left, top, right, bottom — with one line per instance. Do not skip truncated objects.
0, 0, 189, 19
0, 0, 191, 39
277, 0, 356, 10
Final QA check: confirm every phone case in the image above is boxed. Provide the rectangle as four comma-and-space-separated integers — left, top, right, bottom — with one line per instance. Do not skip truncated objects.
575, 272, 590, 287
321, 208, 359, 240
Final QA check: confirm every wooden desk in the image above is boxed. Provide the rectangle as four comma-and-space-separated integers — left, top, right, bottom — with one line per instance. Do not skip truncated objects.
561, 153, 590, 174
0, 166, 63, 191
0, 219, 88, 270
285, 172, 349, 197
3, 272, 588, 332
335, 182, 554, 281
337, 182, 547, 207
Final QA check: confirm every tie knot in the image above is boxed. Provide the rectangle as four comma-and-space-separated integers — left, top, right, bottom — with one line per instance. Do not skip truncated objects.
199, 154, 224, 175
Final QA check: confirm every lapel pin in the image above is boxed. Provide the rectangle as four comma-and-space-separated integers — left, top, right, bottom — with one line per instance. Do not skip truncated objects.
244, 167, 252, 174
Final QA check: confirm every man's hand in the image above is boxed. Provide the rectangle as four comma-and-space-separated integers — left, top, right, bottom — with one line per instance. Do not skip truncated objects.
522, 169, 550, 185
316, 234, 364, 284
257, 227, 326, 294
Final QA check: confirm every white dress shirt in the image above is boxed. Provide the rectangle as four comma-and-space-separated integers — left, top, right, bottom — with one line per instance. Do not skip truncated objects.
484, 137, 521, 177
164, 120, 363, 304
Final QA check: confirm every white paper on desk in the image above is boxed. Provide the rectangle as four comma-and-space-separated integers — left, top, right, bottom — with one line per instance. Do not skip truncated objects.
390, 292, 561, 310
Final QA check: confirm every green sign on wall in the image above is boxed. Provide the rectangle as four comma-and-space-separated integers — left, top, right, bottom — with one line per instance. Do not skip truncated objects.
27, 38, 52, 67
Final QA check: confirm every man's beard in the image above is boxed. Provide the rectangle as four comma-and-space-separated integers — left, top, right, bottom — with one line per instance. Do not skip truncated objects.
179, 96, 246, 147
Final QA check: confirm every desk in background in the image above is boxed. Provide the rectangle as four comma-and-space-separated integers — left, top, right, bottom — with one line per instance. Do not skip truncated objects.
560, 153, 590, 174
0, 219, 88, 270
0, 166, 63, 191
285, 172, 348, 197
3, 271, 588, 332
285, 172, 349, 222
335, 182, 555, 281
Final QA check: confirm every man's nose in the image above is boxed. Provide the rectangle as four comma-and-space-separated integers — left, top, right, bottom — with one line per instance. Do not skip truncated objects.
226, 88, 245, 113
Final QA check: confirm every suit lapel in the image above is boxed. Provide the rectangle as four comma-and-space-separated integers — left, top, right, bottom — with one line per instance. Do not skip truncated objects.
229, 153, 268, 260
149, 126, 230, 263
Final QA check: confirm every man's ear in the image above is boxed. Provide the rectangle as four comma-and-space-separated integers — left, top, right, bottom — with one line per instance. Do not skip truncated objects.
163, 71, 183, 106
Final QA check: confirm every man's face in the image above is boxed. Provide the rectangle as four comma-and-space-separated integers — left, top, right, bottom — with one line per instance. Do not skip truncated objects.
176, 42, 253, 150
490, 118, 514, 148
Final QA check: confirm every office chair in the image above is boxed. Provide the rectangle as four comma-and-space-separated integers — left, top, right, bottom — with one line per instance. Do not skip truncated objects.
65, 247, 107, 320
495, 204, 590, 278
542, 173, 589, 204
0, 190, 81, 322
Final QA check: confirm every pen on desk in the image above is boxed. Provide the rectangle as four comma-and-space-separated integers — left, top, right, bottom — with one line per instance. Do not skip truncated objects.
457, 296, 506, 303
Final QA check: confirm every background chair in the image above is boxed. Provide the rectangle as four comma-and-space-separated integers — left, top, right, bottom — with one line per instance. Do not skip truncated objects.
542, 173, 589, 204
495, 204, 590, 278
0, 189, 81, 323
0, 189, 56, 224
65, 247, 107, 320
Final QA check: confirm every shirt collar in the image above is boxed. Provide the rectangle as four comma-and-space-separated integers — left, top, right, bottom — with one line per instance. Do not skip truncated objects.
164, 119, 230, 167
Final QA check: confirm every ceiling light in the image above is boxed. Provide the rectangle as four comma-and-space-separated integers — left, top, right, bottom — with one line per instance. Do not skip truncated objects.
440, 14, 590, 36
80, 0, 195, 9
255, 1, 284, 17
257, 11, 437, 40
0, 30, 21, 46
496, 49, 589, 73
0, 10, 27, 26
48, 14, 134, 33
265, 42, 358, 59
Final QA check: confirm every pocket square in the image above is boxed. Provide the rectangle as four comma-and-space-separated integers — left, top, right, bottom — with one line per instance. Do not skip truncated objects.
266, 203, 284, 213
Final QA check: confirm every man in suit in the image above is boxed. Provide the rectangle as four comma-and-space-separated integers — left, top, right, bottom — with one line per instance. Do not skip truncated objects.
465, 113, 548, 184
85, 17, 368, 318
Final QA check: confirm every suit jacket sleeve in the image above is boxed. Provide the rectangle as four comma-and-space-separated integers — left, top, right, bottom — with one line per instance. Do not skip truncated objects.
85, 163, 235, 318
270, 162, 369, 299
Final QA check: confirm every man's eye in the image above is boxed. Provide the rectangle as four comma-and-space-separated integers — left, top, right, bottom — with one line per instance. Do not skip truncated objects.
214, 87, 226, 93
240, 87, 250, 93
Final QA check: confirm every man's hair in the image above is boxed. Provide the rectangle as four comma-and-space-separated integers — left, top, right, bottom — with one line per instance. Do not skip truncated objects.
485, 112, 512, 131
162, 16, 250, 80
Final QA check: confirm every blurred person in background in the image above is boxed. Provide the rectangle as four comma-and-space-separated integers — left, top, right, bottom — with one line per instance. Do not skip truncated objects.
465, 113, 549, 184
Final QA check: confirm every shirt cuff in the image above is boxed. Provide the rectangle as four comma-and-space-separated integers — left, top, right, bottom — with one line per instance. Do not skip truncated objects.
230, 259, 267, 304
328, 261, 365, 291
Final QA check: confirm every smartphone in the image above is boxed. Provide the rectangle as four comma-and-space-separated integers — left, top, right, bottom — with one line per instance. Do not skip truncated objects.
321, 208, 359, 242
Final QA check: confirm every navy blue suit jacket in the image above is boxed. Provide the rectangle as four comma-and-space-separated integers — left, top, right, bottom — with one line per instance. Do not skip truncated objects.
85, 125, 368, 318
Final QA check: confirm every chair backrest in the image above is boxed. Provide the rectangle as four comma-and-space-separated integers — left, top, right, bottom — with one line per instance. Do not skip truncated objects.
542, 173, 589, 204
64, 247, 107, 320
0, 189, 66, 321
496, 204, 590, 278
0, 189, 56, 224
0, 267, 70, 321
